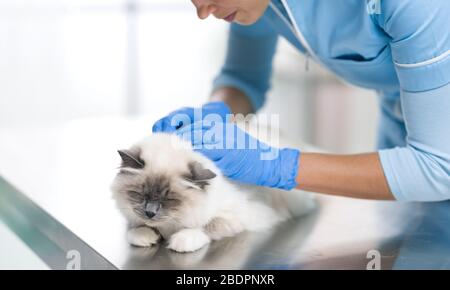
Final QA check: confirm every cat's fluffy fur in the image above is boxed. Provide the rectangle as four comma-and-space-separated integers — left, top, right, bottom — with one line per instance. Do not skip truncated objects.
111, 133, 315, 253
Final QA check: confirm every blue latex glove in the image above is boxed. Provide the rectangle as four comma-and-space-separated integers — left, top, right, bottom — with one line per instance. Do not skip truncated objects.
176, 121, 300, 190
152, 101, 231, 133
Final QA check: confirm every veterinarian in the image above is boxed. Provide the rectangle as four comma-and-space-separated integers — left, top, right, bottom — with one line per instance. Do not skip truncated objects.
153, 0, 450, 201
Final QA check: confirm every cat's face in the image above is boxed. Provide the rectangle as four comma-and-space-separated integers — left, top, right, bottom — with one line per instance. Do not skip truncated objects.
111, 135, 217, 228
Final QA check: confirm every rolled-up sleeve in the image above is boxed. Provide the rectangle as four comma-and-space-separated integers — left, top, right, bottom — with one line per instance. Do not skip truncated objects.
376, 0, 450, 201
379, 84, 450, 201
213, 16, 278, 112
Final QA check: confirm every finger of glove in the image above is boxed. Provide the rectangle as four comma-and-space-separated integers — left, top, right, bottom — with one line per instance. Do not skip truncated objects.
152, 118, 177, 133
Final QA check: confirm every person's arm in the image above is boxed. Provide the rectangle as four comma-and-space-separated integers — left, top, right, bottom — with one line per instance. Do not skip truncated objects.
180, 84, 450, 201
180, 84, 450, 202
377, 85, 450, 201
296, 153, 393, 200
298, 84, 447, 202
210, 87, 254, 115
297, 0, 450, 201
211, 15, 278, 115
201, 88, 450, 202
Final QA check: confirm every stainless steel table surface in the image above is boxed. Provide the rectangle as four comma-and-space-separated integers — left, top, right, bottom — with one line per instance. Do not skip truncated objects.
1, 116, 449, 270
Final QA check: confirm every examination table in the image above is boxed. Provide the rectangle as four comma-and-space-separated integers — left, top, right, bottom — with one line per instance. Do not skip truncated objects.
1, 116, 449, 270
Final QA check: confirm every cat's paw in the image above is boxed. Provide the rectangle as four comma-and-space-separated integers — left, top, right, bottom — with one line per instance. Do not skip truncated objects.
127, 227, 160, 247
167, 229, 210, 253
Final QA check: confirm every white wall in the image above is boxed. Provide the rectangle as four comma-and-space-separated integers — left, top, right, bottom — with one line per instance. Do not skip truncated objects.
0, 0, 379, 152
0, 1, 127, 126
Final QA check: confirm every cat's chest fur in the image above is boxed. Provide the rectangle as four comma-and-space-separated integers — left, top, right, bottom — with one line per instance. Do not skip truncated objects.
156, 222, 183, 240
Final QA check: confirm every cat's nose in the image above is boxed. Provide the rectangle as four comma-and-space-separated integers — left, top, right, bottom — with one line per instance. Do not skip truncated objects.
145, 211, 156, 219
145, 201, 160, 219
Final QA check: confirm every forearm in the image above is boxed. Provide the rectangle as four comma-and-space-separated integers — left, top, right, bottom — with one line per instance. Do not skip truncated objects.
210, 86, 255, 115
211, 19, 278, 116
296, 152, 394, 200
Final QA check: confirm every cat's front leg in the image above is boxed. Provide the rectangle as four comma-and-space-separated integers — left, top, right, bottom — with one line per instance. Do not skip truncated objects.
167, 228, 210, 253
204, 217, 244, 240
127, 226, 161, 247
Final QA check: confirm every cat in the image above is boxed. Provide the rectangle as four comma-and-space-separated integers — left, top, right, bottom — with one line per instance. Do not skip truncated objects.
111, 133, 316, 253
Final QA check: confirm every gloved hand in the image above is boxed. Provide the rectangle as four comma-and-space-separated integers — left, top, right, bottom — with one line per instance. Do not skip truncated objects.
152, 101, 231, 133
176, 121, 300, 190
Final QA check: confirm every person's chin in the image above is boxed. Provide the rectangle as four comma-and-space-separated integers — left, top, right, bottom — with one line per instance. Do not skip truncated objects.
235, 14, 259, 26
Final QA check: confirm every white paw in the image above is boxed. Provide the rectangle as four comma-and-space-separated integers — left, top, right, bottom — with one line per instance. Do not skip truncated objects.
167, 229, 210, 253
127, 227, 160, 247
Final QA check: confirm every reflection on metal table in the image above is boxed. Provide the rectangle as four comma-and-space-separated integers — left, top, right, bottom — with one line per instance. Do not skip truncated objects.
1, 116, 449, 270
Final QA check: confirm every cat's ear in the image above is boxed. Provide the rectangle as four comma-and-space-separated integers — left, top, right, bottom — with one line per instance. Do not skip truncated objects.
188, 161, 217, 181
183, 161, 216, 190
117, 149, 145, 169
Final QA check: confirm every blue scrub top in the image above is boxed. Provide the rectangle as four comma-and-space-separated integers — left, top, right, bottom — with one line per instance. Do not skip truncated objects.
213, 0, 450, 201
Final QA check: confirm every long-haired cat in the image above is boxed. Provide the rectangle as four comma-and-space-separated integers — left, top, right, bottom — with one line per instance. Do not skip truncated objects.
111, 133, 315, 253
